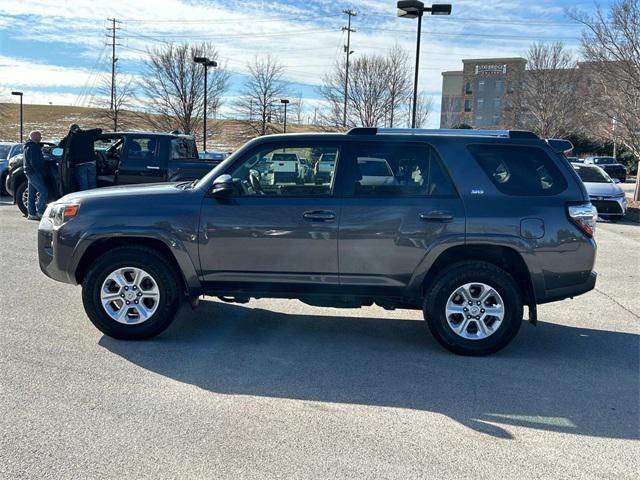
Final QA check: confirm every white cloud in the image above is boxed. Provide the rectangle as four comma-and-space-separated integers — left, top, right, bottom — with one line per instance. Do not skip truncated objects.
0, 0, 585, 129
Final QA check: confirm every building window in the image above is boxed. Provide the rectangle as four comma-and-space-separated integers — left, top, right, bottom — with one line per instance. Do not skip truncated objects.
495, 79, 505, 94
478, 80, 485, 92
464, 99, 472, 112
475, 115, 483, 122
493, 98, 502, 109
477, 98, 484, 108
465, 82, 472, 94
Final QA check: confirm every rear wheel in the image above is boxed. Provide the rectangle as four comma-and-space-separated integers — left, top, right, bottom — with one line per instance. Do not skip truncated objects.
423, 261, 523, 356
82, 247, 181, 340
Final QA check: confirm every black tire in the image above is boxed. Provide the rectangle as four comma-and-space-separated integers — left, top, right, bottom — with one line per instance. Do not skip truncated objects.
15, 180, 28, 216
423, 261, 523, 356
0, 171, 7, 196
82, 247, 181, 340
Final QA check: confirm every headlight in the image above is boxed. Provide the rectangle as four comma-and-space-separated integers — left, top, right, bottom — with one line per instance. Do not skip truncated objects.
46, 203, 80, 226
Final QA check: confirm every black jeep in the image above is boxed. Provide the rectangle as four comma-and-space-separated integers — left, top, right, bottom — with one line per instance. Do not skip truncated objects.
6, 132, 222, 216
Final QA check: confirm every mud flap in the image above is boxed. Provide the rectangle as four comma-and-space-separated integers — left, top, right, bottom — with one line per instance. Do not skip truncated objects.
528, 303, 538, 325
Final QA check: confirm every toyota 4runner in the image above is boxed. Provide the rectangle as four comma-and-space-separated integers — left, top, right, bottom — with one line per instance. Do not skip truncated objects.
38, 128, 598, 355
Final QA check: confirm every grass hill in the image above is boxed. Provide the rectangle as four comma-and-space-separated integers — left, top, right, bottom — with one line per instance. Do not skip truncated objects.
0, 103, 338, 152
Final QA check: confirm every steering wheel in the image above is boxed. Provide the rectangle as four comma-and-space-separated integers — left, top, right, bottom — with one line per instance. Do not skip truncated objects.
249, 169, 265, 195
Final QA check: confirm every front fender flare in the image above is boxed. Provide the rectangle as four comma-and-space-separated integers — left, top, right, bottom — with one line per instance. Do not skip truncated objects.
71, 227, 202, 295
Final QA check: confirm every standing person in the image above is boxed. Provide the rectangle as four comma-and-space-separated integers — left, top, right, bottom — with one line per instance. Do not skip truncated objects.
23, 131, 48, 220
59, 124, 102, 191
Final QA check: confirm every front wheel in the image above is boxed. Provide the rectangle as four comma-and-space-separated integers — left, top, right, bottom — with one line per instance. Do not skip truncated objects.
82, 247, 181, 340
423, 261, 523, 356
15, 181, 30, 216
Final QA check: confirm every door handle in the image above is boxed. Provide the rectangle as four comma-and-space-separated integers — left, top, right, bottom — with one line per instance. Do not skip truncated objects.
146, 165, 160, 170
303, 210, 336, 221
419, 211, 454, 222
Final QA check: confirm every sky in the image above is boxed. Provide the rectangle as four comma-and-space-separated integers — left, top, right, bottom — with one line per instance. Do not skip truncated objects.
0, 0, 612, 128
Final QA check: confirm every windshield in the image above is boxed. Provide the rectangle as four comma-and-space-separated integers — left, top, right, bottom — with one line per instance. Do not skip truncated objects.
593, 157, 616, 165
573, 165, 613, 183
0, 145, 12, 159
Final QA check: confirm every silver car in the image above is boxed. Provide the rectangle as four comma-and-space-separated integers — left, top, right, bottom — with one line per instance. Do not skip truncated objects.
572, 163, 627, 221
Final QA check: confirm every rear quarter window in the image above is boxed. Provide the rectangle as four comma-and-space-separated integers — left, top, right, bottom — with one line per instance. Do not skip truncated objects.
468, 144, 567, 196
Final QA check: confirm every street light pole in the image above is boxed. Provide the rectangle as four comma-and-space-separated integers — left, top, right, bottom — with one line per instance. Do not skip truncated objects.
194, 57, 218, 152
397, 2, 451, 128
411, 12, 423, 129
11, 91, 23, 143
281, 99, 290, 133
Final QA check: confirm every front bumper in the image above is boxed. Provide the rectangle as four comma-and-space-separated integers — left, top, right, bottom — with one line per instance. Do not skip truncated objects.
591, 196, 627, 216
38, 215, 78, 285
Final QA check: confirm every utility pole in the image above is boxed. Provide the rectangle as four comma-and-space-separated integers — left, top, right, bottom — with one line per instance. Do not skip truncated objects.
342, 9, 356, 128
107, 18, 121, 131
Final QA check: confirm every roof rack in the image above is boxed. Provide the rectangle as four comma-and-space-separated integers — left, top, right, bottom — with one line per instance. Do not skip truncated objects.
347, 127, 539, 139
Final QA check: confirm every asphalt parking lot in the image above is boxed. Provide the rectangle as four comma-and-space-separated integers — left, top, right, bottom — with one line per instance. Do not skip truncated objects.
0, 195, 638, 479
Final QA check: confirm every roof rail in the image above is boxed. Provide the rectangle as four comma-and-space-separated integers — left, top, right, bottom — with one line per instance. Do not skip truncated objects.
347, 127, 538, 139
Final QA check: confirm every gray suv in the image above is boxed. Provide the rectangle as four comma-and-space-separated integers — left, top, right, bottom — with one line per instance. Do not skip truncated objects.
38, 128, 598, 355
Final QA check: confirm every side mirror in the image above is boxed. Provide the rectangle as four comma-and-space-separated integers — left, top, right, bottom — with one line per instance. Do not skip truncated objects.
211, 174, 233, 196
52, 147, 63, 157
613, 178, 621, 184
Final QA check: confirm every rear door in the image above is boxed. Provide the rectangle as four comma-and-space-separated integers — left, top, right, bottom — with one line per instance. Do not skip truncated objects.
337, 140, 465, 296
117, 136, 167, 184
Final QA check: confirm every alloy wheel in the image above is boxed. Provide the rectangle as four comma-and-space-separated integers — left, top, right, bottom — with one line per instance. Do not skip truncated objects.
100, 267, 161, 325
445, 282, 505, 340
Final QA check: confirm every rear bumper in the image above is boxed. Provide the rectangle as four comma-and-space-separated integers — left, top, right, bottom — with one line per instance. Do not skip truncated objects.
538, 271, 597, 304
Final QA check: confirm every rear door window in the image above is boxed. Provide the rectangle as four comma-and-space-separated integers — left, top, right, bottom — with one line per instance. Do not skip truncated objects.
345, 142, 457, 197
468, 144, 567, 196
171, 138, 198, 160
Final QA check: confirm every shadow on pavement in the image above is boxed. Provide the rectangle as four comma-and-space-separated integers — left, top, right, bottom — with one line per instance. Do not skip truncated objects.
100, 300, 639, 440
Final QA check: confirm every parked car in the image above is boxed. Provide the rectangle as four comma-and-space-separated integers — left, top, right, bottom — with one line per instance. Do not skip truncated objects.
0, 142, 23, 196
572, 163, 627, 221
5, 142, 61, 208
7, 132, 221, 216
566, 156, 583, 163
38, 128, 598, 356
583, 156, 627, 182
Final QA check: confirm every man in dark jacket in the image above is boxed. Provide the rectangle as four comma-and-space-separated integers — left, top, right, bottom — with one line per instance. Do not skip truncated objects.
23, 131, 48, 220
59, 124, 103, 191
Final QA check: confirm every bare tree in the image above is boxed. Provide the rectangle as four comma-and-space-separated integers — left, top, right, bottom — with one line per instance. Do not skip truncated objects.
92, 66, 136, 131
569, 0, 640, 200
386, 44, 412, 128
291, 92, 305, 125
320, 54, 397, 128
138, 42, 229, 135
413, 93, 434, 128
440, 94, 463, 128
511, 42, 581, 138
235, 56, 288, 136
320, 47, 413, 128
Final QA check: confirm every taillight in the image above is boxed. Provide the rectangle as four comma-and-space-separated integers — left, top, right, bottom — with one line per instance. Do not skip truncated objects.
568, 203, 597, 237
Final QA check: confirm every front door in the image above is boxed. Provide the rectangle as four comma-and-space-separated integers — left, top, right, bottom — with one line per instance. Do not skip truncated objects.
117, 136, 166, 184
198, 140, 344, 295
337, 140, 466, 296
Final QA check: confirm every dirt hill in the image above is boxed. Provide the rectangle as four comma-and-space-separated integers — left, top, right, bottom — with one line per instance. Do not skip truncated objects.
0, 103, 338, 152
